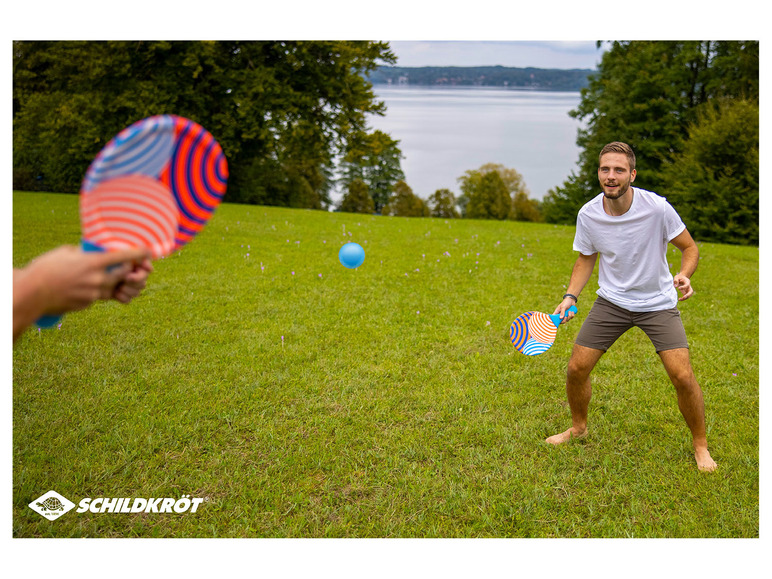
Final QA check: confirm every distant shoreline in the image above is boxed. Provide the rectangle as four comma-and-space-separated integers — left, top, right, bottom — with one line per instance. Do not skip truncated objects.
367, 65, 594, 92
372, 85, 582, 94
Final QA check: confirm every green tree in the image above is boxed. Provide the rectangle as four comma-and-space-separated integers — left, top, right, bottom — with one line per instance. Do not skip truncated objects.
337, 179, 374, 214
339, 130, 405, 213
13, 41, 397, 208
477, 163, 528, 200
458, 163, 537, 220
427, 188, 460, 218
662, 99, 758, 245
460, 169, 511, 220
512, 191, 542, 222
382, 181, 428, 217
542, 41, 759, 226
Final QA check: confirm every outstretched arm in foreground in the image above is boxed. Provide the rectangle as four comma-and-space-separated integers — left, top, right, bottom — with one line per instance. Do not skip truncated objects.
13, 245, 151, 342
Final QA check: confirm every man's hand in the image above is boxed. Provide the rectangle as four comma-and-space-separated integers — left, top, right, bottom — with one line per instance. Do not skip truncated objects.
113, 258, 153, 304
27, 246, 151, 315
13, 245, 152, 342
553, 297, 578, 324
673, 273, 694, 301
670, 230, 698, 302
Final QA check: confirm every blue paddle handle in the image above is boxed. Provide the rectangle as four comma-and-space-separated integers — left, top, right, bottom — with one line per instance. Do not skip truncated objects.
549, 304, 578, 328
36, 240, 105, 329
562, 305, 578, 318
81, 239, 107, 254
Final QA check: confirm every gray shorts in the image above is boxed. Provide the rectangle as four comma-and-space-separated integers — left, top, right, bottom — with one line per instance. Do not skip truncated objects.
575, 296, 689, 352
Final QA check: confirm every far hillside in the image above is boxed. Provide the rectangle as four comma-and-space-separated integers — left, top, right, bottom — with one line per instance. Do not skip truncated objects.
367, 65, 594, 91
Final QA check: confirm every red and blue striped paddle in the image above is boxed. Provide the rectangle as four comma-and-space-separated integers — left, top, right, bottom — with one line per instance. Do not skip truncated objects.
82, 114, 228, 251
37, 115, 228, 328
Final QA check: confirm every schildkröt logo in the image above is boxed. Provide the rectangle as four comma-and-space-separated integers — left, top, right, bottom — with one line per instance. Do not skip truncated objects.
28, 490, 76, 521
76, 495, 204, 514
29, 492, 205, 521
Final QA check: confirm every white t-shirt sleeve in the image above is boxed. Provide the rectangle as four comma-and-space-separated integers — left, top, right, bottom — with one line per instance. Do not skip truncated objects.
573, 211, 596, 255
664, 200, 686, 242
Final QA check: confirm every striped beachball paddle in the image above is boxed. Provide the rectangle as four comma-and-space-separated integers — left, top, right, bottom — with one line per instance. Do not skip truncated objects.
82, 114, 228, 251
37, 115, 228, 329
509, 305, 577, 356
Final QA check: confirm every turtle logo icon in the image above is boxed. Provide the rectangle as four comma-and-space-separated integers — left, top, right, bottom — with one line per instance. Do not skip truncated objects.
29, 490, 76, 521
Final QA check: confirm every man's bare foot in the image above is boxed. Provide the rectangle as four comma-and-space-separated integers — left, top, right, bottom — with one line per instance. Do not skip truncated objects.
545, 427, 587, 445
695, 447, 717, 472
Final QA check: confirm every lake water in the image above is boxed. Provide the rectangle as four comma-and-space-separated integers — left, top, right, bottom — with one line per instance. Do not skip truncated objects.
366, 86, 584, 202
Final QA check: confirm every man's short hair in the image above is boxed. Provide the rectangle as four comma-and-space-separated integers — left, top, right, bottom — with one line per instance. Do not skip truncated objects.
599, 142, 636, 172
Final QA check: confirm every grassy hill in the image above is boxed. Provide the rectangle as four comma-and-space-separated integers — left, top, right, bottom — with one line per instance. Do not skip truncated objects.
13, 192, 759, 538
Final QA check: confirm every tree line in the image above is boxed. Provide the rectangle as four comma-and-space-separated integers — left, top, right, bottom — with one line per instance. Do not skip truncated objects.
13, 41, 400, 210
367, 66, 593, 91
12, 40, 545, 223
541, 41, 759, 246
339, 162, 542, 222
13, 41, 758, 244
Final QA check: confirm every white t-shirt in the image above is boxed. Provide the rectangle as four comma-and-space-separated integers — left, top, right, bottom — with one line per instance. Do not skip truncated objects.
573, 187, 686, 312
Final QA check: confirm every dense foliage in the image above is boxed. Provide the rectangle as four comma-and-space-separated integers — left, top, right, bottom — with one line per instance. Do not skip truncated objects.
382, 181, 429, 217
463, 171, 511, 220
661, 99, 759, 245
338, 129, 405, 213
427, 189, 460, 219
368, 66, 592, 91
338, 179, 375, 214
541, 41, 759, 245
13, 41, 399, 210
458, 164, 541, 222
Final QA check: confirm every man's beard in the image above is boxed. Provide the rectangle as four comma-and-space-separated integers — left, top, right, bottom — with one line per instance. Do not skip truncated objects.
602, 180, 631, 199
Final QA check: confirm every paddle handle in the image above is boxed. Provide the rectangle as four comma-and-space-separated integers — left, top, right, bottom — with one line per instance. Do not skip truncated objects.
36, 240, 105, 329
549, 305, 578, 328
563, 304, 578, 318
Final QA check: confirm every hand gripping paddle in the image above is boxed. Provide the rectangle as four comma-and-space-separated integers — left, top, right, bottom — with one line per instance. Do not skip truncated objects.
509, 305, 578, 356
37, 115, 228, 329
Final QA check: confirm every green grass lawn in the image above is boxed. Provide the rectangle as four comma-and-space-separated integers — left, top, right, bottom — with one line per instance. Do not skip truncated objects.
12, 191, 759, 538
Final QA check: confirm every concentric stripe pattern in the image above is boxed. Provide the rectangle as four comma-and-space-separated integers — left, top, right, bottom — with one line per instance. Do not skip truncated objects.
510, 311, 559, 356
161, 116, 229, 248
80, 175, 179, 259
82, 116, 176, 193
510, 312, 532, 350
521, 339, 553, 356
527, 311, 558, 344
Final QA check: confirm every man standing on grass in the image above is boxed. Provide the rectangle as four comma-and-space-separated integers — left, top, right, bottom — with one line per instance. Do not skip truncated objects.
547, 141, 717, 472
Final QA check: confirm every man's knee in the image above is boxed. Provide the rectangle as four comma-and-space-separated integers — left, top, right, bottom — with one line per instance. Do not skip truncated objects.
659, 348, 697, 389
567, 358, 587, 381
567, 345, 603, 381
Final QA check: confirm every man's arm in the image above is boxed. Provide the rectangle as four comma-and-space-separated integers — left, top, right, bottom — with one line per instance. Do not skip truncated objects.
554, 252, 597, 323
13, 245, 151, 342
669, 228, 699, 301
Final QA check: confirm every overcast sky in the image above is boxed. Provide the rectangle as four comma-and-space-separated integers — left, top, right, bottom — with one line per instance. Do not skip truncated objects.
386, 41, 606, 70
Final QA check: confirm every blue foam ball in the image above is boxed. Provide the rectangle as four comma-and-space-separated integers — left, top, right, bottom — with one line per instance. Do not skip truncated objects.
339, 242, 365, 269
